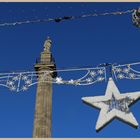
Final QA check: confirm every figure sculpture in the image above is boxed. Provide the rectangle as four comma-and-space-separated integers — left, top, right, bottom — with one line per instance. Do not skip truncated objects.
44, 37, 52, 52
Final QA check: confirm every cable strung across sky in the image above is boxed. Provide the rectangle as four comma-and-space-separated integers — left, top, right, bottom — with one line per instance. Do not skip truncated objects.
0, 8, 136, 27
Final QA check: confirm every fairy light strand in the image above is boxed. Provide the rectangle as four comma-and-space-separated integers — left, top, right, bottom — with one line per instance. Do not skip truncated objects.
0, 9, 135, 27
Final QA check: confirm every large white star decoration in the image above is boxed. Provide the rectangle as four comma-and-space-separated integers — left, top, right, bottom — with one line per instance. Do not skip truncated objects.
82, 77, 140, 132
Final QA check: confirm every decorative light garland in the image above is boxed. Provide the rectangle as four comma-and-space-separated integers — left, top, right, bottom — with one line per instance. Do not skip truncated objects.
0, 61, 140, 92
113, 62, 140, 80
0, 67, 106, 92
0, 8, 135, 27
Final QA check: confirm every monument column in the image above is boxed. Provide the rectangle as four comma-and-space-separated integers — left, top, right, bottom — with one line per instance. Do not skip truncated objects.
33, 37, 57, 138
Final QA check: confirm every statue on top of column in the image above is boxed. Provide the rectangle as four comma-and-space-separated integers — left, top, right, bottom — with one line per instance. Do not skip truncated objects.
44, 36, 52, 52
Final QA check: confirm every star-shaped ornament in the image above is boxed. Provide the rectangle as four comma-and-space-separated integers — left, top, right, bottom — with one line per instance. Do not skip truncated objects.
82, 77, 140, 131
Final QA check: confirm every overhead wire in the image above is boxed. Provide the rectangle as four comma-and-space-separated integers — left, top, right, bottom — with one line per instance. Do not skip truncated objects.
0, 8, 135, 27
0, 61, 140, 75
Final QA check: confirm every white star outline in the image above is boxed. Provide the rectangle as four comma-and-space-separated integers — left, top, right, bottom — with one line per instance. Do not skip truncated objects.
82, 78, 140, 131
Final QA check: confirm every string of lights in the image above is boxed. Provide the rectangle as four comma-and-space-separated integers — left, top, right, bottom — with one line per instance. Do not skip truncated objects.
0, 61, 140, 92
0, 8, 135, 27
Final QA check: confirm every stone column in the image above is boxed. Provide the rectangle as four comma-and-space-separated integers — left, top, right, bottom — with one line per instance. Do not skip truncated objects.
33, 37, 57, 138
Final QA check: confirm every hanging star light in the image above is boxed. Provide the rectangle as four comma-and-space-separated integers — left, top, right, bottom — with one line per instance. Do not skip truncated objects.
82, 78, 140, 131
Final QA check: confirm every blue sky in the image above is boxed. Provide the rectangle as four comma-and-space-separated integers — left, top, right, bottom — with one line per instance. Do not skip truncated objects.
0, 2, 140, 138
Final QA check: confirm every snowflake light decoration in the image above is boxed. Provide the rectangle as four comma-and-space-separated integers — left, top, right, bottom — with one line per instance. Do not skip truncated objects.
113, 64, 140, 80
0, 67, 106, 92
1, 61, 140, 93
